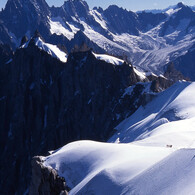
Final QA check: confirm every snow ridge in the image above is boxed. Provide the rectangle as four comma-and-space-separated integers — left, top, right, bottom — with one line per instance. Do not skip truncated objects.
92, 52, 124, 65
43, 81, 195, 194
22, 37, 68, 63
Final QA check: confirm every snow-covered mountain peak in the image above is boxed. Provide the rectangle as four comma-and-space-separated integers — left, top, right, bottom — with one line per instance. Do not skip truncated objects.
173, 3, 194, 18
137, 2, 190, 14
34, 38, 68, 63
160, 2, 193, 18
165, 7, 182, 16
21, 36, 67, 63
1, 1, 195, 194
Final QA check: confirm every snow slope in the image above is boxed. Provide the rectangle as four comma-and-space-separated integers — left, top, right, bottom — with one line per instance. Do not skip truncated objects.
109, 81, 195, 147
92, 52, 124, 65
49, 17, 79, 40
43, 81, 195, 194
92, 52, 147, 80
22, 37, 68, 63
122, 149, 195, 195
43, 141, 173, 194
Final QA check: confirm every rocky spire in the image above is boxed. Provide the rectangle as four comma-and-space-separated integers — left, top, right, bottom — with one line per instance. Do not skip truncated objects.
20, 35, 28, 46
1, 0, 50, 38
63, 0, 90, 18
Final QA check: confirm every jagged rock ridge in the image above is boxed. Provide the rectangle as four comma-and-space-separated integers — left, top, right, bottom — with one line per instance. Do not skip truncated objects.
0, 35, 175, 194
30, 156, 70, 195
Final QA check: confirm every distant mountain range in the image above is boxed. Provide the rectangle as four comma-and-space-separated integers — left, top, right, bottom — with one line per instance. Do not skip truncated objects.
0, 0, 195, 78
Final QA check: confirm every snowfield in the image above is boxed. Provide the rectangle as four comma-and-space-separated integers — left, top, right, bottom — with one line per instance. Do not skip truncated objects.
49, 17, 79, 40
43, 141, 173, 195
43, 81, 195, 194
92, 52, 124, 66
22, 37, 68, 63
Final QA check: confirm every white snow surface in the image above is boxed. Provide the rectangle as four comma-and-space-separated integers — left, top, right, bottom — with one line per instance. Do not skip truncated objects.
92, 52, 147, 80
44, 141, 173, 195
49, 17, 79, 40
92, 52, 124, 65
122, 149, 195, 195
133, 68, 147, 80
22, 37, 68, 63
43, 81, 195, 194
165, 7, 182, 15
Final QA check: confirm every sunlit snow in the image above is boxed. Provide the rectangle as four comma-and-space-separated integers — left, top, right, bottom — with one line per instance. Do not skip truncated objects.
22, 37, 68, 63
43, 81, 195, 194
92, 52, 124, 65
49, 17, 79, 40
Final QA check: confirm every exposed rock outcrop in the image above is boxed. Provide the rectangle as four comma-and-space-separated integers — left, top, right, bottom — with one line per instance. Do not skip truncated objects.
30, 156, 69, 195
164, 62, 189, 82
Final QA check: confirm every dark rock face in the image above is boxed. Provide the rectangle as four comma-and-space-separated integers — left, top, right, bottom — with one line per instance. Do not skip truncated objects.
103, 5, 139, 35
69, 30, 105, 53
0, 0, 192, 192
0, 0, 50, 39
30, 156, 69, 195
0, 22, 13, 46
138, 12, 167, 32
147, 74, 173, 93
150, 77, 172, 93
20, 35, 29, 46
0, 43, 146, 194
159, 3, 195, 36
167, 46, 195, 80
164, 62, 189, 82
0, 43, 13, 65
0, 45, 66, 194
